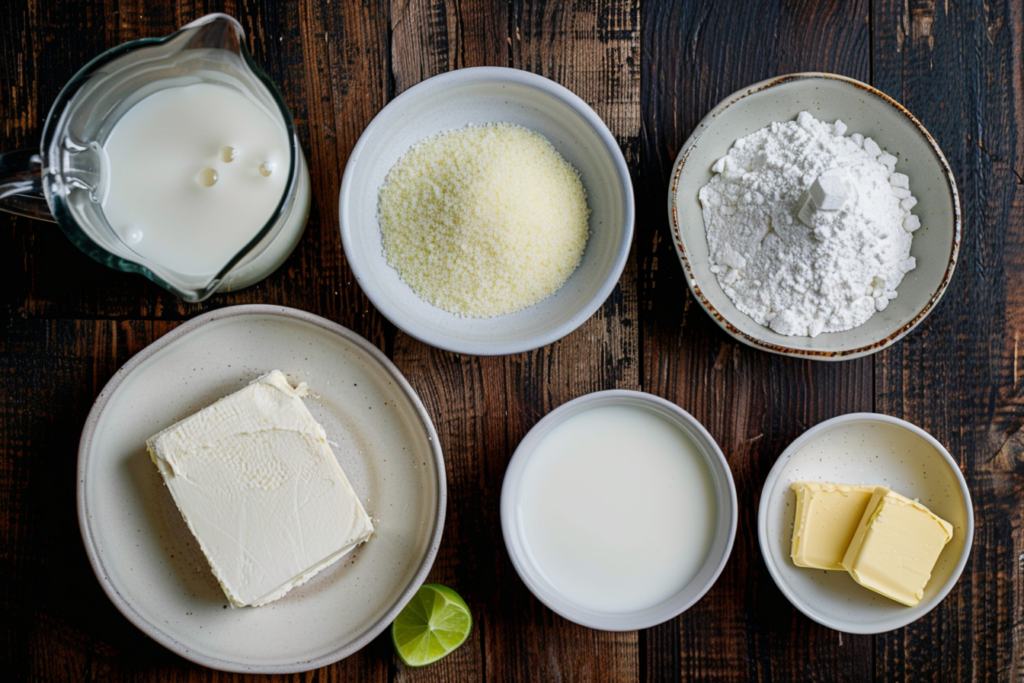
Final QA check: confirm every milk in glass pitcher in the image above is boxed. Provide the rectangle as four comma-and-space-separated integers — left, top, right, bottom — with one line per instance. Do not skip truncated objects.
0, 14, 311, 302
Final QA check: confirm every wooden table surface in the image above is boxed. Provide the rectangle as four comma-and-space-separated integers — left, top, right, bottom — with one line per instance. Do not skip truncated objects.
2, 0, 1022, 681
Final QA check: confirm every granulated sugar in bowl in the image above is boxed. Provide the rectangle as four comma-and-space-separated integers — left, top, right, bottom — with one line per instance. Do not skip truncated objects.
378, 123, 591, 318
340, 66, 634, 356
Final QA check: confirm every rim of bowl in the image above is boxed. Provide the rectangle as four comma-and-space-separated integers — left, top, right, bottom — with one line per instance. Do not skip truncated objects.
339, 66, 635, 356
76, 304, 447, 673
667, 72, 962, 361
500, 390, 738, 631
756, 412, 974, 634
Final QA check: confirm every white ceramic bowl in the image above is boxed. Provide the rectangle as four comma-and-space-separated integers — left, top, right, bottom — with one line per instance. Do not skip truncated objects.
668, 73, 961, 360
758, 413, 973, 634
340, 67, 634, 356
500, 390, 737, 630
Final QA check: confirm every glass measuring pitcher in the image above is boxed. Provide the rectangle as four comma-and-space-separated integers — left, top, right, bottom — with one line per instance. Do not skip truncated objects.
0, 14, 310, 302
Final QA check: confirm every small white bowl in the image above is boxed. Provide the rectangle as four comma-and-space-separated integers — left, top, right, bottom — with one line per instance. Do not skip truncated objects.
340, 67, 634, 356
758, 413, 973, 634
500, 390, 737, 631
668, 73, 961, 360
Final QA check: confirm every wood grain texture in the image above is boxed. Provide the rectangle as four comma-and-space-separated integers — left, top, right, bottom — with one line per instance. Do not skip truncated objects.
388, 1, 640, 681
1, 0, 1023, 681
639, 1, 875, 682
873, 0, 1024, 681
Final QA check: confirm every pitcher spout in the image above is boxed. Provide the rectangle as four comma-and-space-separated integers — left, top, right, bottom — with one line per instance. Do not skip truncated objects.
180, 14, 246, 56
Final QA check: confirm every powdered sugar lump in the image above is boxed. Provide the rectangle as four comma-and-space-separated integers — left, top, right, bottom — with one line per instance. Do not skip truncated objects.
699, 111, 920, 337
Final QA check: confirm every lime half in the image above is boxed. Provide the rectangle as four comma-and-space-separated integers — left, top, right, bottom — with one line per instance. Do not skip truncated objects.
392, 584, 472, 667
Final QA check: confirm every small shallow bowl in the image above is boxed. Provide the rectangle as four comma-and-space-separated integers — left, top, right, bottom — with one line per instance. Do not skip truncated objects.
500, 390, 737, 631
668, 73, 961, 360
758, 413, 973, 634
340, 67, 634, 356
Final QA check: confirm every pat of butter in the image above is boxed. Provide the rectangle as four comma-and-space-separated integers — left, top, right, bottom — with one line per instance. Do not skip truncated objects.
841, 488, 953, 606
146, 370, 374, 607
790, 482, 876, 570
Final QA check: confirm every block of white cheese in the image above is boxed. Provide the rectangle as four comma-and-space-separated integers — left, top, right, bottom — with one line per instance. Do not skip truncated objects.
146, 370, 374, 607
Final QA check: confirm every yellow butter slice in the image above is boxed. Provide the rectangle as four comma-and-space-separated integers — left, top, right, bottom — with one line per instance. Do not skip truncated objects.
840, 488, 953, 606
790, 481, 877, 570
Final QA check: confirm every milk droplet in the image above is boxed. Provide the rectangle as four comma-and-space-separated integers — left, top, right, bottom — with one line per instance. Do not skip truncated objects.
125, 227, 143, 244
259, 161, 275, 177
197, 168, 218, 187
219, 146, 238, 163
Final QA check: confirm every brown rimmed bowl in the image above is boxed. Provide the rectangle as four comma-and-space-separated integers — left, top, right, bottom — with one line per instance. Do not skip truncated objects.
667, 73, 960, 360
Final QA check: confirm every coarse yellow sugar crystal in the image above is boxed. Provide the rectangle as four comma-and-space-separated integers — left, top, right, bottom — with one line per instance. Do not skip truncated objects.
377, 123, 591, 317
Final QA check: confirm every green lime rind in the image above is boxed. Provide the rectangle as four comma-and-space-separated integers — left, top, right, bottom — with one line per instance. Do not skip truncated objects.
392, 584, 473, 667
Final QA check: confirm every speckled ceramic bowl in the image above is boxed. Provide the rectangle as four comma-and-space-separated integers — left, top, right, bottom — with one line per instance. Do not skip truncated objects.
758, 413, 973, 634
340, 67, 634, 356
668, 73, 960, 360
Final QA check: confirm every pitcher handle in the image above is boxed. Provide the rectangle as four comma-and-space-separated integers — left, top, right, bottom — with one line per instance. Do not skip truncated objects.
0, 149, 54, 222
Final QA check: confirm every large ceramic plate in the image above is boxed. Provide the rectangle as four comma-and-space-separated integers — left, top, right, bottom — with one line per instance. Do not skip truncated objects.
77, 305, 445, 673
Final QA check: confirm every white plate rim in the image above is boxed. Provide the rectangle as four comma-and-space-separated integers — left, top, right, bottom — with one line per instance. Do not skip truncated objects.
666, 72, 962, 361
500, 389, 738, 631
76, 304, 447, 673
756, 412, 974, 634
338, 65, 635, 356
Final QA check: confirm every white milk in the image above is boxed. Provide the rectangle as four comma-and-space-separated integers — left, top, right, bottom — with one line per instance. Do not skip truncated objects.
517, 405, 717, 613
102, 83, 290, 277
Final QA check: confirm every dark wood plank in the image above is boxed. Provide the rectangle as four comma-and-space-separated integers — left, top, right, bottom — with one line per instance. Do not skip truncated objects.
873, 0, 1024, 681
639, 1, 875, 681
271, 0, 393, 348
1, 319, 181, 683
387, 1, 641, 681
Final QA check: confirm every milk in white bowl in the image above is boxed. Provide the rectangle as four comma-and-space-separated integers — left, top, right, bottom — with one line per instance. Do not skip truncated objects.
518, 404, 717, 612
102, 83, 292, 277
501, 391, 738, 631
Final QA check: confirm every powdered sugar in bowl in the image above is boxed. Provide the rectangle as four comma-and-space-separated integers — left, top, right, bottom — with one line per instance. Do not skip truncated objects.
668, 73, 960, 360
